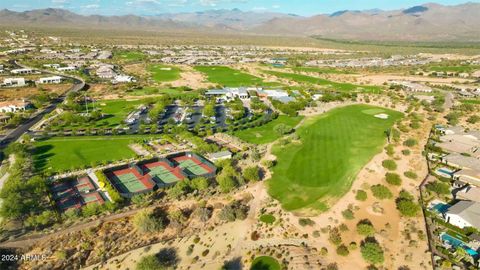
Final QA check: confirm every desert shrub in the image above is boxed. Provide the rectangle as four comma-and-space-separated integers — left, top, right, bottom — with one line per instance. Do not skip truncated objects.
298, 218, 315, 226
357, 220, 375, 237
382, 160, 397, 171
385, 173, 402, 186
341, 209, 355, 220
371, 185, 393, 200
355, 190, 368, 201
133, 209, 164, 233
336, 244, 350, 256
404, 171, 418, 179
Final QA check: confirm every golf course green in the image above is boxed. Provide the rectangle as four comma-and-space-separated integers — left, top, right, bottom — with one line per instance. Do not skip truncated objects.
267, 105, 403, 212
148, 64, 181, 82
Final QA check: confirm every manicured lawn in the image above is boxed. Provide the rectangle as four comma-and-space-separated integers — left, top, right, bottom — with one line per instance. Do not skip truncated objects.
233, 115, 304, 144
53, 99, 152, 130
195, 66, 281, 87
251, 256, 281, 270
267, 105, 403, 212
429, 65, 480, 73
259, 214, 276, 224
461, 99, 480, 104
33, 135, 159, 173
264, 70, 381, 93
115, 51, 145, 61
148, 64, 181, 82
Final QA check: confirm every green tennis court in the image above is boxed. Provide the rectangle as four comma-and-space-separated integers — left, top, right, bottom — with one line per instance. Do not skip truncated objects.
149, 166, 182, 184
114, 173, 148, 193
178, 159, 208, 176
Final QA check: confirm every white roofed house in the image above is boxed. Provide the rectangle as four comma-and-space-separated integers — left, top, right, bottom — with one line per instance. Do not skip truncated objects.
112, 75, 136, 84
38, 76, 62, 84
0, 100, 30, 113
444, 201, 480, 229
2, 78, 26, 87
11, 68, 35, 75
96, 65, 117, 79
57, 66, 77, 72
208, 151, 232, 162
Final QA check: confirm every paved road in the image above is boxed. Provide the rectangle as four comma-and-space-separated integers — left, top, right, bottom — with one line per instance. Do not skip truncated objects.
0, 61, 85, 149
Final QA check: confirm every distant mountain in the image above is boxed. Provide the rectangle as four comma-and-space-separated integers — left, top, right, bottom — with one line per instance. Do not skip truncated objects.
0, 8, 201, 32
1, 3, 480, 42
155, 9, 298, 30
252, 3, 480, 41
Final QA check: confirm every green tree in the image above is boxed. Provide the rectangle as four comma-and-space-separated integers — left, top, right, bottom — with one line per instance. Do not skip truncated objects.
355, 190, 368, 201
133, 209, 164, 233
382, 160, 397, 171
361, 241, 384, 265
385, 173, 402, 186
357, 220, 375, 237
243, 166, 260, 182
371, 185, 393, 200
190, 177, 209, 191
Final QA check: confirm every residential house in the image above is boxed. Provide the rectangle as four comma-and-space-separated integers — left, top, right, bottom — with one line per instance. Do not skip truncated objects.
112, 75, 136, 84
2, 78, 26, 87
456, 186, 480, 203
0, 100, 30, 113
454, 169, 480, 187
57, 66, 77, 72
96, 65, 117, 79
444, 200, 480, 229
11, 68, 35, 75
390, 80, 433, 93
38, 76, 62, 84
208, 151, 232, 162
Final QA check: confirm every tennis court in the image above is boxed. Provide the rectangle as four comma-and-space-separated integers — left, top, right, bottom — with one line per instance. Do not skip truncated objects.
145, 161, 185, 185
178, 159, 209, 176
81, 192, 105, 205
113, 172, 150, 194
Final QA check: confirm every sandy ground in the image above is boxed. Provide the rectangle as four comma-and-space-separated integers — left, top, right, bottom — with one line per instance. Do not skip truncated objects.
0, 84, 71, 100
81, 99, 433, 270
349, 74, 476, 86
168, 65, 213, 89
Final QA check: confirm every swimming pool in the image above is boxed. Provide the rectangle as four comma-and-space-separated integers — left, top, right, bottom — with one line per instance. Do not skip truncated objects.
436, 167, 454, 178
441, 233, 479, 257
431, 203, 450, 214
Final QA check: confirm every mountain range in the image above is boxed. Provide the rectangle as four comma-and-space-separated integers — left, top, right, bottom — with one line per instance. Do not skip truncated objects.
1, 3, 480, 41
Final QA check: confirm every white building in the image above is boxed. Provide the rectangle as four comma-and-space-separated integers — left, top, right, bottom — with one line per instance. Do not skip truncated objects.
444, 200, 480, 229
38, 76, 62, 84
390, 80, 433, 93
112, 75, 135, 84
57, 66, 77, 72
2, 78, 26, 87
208, 151, 232, 162
0, 100, 29, 113
43, 64, 61, 69
11, 68, 35, 75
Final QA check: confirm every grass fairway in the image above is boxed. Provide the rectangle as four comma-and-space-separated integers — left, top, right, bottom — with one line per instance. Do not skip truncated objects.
461, 99, 480, 104
267, 105, 403, 212
33, 135, 159, 173
233, 115, 303, 144
251, 256, 281, 270
115, 51, 146, 61
195, 66, 280, 87
265, 70, 381, 93
148, 64, 181, 82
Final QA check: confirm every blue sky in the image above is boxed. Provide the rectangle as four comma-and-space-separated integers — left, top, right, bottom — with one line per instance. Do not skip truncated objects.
1, 0, 477, 16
